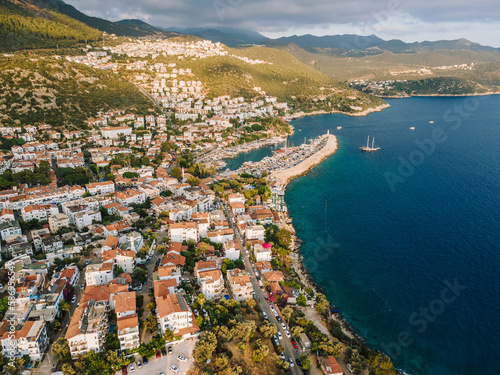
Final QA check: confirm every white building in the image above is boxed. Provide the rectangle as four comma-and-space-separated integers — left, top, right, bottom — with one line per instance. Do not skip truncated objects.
86, 181, 116, 195
0, 320, 48, 361
74, 210, 102, 229
156, 293, 199, 340
101, 126, 132, 139
48, 213, 70, 233
85, 263, 114, 286
223, 240, 241, 261
227, 268, 253, 302
245, 225, 265, 241
169, 222, 198, 243
253, 242, 272, 262
114, 292, 139, 350
196, 261, 224, 300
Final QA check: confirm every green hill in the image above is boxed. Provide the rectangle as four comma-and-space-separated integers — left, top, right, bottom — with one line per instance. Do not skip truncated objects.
0, 55, 151, 128
0, 0, 102, 52
178, 46, 386, 111
273, 43, 500, 95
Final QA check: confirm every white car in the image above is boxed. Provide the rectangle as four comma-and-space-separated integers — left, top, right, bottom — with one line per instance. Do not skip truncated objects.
129, 363, 135, 372
177, 355, 188, 362
71, 295, 77, 304
281, 322, 286, 329
284, 330, 291, 338
277, 332, 282, 340
169, 365, 179, 373
289, 358, 294, 368
262, 312, 267, 319
347, 363, 354, 373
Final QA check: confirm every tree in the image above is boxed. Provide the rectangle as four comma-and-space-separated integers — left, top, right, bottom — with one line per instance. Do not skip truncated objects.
51, 337, 71, 361
231, 320, 256, 342
299, 353, 311, 370
292, 326, 304, 338
164, 328, 174, 342
132, 268, 148, 283
281, 306, 293, 326
113, 266, 124, 277
215, 354, 229, 370
197, 293, 206, 310
276, 228, 292, 248
106, 350, 130, 371
216, 325, 233, 343
62, 363, 76, 375
147, 302, 156, 313
194, 331, 218, 364
141, 156, 150, 166
150, 335, 166, 349
170, 167, 182, 180
297, 293, 307, 307
259, 322, 277, 338
137, 343, 155, 358
145, 315, 157, 333
105, 333, 120, 351
350, 349, 366, 374
0, 297, 9, 320
187, 175, 200, 186
333, 342, 343, 357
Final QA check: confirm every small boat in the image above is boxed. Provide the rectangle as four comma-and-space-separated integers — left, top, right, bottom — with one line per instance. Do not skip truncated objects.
429, 121, 434, 124
361, 136, 380, 152
337, 126, 342, 129
410, 127, 415, 130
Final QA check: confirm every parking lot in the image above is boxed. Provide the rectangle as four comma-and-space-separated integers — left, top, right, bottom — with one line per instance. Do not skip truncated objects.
116, 338, 197, 375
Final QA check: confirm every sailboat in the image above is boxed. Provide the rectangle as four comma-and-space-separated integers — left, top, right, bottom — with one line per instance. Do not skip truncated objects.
360, 136, 380, 151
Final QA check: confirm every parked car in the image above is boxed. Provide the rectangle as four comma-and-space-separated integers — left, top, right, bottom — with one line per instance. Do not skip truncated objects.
71, 295, 77, 304
262, 312, 268, 319
161, 347, 167, 356
347, 363, 354, 373
277, 332, 282, 340
280, 352, 286, 361
167, 346, 173, 355
142, 356, 148, 364
280, 322, 286, 329
169, 365, 179, 373
136, 360, 142, 369
156, 351, 161, 359
284, 330, 291, 338
292, 341, 298, 349
289, 358, 294, 368
128, 363, 135, 372
177, 355, 188, 362
122, 367, 128, 375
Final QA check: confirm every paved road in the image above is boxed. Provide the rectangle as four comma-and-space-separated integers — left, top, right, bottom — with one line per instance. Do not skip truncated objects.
222, 200, 302, 375
36, 267, 87, 375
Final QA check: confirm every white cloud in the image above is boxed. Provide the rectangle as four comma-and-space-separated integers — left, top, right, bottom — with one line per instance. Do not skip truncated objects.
62, 0, 500, 47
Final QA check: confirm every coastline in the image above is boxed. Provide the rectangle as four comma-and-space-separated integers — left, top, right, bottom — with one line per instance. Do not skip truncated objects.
379, 91, 500, 99
288, 103, 391, 120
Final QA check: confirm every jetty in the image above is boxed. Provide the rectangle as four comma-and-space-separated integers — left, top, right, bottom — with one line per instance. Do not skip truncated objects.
271, 133, 337, 189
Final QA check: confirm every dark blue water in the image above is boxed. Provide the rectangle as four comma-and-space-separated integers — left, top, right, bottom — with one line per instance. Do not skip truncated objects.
283, 96, 500, 375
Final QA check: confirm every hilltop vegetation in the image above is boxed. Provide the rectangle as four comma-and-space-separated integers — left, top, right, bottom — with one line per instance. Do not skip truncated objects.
0, 0, 102, 52
180, 46, 385, 110
275, 43, 500, 95
0, 56, 151, 128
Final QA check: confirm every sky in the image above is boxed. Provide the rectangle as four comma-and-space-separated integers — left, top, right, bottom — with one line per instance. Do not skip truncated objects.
63, 0, 500, 47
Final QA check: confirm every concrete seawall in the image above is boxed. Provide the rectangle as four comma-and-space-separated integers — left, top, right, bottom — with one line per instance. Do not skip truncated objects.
271, 133, 338, 189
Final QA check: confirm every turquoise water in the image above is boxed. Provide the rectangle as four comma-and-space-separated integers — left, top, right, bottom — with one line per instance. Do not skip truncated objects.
284, 96, 500, 375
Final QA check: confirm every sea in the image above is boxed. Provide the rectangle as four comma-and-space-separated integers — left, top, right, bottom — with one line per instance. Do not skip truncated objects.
229, 96, 500, 375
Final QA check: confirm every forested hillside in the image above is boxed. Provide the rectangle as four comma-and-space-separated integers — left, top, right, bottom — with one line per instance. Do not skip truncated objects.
0, 0, 102, 52
0, 56, 151, 128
